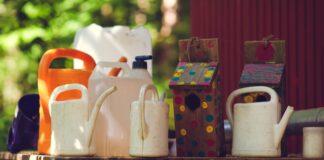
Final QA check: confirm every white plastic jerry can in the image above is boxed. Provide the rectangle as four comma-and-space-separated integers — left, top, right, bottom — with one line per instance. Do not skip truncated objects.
73, 24, 153, 74
129, 84, 169, 157
88, 62, 152, 157
49, 84, 116, 156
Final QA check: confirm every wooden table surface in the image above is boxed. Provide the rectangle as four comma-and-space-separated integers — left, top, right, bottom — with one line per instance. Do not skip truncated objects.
0, 151, 320, 160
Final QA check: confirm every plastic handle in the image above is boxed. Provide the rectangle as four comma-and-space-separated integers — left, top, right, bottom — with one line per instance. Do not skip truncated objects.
226, 86, 278, 127
95, 61, 131, 77
38, 48, 96, 78
138, 84, 159, 140
49, 84, 88, 104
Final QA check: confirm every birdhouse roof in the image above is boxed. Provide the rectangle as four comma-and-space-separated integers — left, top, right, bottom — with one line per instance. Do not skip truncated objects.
240, 64, 284, 86
169, 62, 218, 89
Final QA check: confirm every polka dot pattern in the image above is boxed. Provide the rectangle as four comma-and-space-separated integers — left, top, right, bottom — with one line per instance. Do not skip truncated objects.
191, 140, 198, 147
174, 96, 183, 105
202, 101, 208, 109
205, 95, 212, 102
175, 114, 182, 120
206, 115, 214, 122
171, 71, 222, 157
180, 129, 187, 136
191, 121, 198, 128
179, 105, 185, 112
189, 71, 196, 75
177, 138, 184, 145
206, 125, 214, 133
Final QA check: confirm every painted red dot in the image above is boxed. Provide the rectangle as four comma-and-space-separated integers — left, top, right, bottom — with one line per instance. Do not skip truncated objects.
206, 139, 215, 146
174, 96, 183, 105
191, 121, 198, 128
207, 151, 216, 157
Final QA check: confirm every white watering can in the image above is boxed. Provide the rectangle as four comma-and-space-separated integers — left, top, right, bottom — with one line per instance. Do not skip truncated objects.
129, 84, 169, 157
49, 84, 116, 156
226, 86, 294, 157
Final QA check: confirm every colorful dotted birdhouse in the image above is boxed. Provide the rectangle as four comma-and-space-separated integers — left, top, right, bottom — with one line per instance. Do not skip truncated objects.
169, 38, 225, 157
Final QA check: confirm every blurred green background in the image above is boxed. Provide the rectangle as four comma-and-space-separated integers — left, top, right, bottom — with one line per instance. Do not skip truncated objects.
0, 0, 189, 150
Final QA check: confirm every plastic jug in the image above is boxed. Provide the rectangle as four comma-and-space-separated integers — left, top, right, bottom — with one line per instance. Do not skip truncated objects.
226, 86, 294, 157
88, 62, 152, 156
38, 48, 96, 154
129, 84, 169, 157
49, 84, 116, 156
73, 24, 152, 74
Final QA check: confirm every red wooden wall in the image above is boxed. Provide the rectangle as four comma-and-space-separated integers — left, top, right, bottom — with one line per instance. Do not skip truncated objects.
190, 0, 324, 153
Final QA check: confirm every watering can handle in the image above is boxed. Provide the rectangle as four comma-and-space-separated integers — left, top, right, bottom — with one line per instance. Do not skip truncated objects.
138, 84, 159, 139
38, 48, 96, 78
226, 86, 278, 127
95, 61, 131, 77
49, 84, 88, 103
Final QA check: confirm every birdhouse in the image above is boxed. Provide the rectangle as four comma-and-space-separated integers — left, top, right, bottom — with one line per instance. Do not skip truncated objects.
241, 37, 286, 106
169, 37, 225, 157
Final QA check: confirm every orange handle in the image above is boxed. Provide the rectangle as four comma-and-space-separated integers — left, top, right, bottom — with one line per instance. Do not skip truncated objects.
108, 56, 128, 76
38, 48, 96, 78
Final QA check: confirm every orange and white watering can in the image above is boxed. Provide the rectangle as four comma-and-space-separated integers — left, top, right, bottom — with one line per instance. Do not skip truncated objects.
49, 84, 116, 156
38, 48, 95, 154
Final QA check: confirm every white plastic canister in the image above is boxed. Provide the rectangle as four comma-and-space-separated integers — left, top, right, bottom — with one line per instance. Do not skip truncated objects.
88, 62, 152, 157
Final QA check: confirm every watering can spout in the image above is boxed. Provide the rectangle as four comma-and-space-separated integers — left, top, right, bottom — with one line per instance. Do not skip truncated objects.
274, 106, 294, 148
85, 86, 117, 147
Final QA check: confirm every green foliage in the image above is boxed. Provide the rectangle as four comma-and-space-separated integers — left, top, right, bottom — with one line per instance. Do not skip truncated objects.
0, 0, 189, 150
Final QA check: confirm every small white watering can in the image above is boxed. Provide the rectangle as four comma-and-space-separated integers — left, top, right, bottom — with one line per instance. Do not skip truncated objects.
129, 84, 169, 157
226, 86, 294, 157
49, 84, 116, 156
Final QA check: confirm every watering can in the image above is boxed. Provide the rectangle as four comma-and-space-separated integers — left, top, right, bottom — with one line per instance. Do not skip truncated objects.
129, 84, 169, 157
49, 84, 116, 156
226, 86, 294, 157
38, 48, 95, 154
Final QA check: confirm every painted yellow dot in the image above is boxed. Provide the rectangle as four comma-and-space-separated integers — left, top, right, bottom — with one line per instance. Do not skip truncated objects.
202, 101, 208, 109
180, 129, 187, 136
190, 81, 197, 85
180, 105, 186, 112
173, 72, 181, 77
177, 69, 184, 73
200, 63, 208, 67
206, 71, 214, 74
244, 95, 254, 103
204, 73, 213, 77
177, 81, 185, 85
206, 125, 214, 133
186, 63, 193, 67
